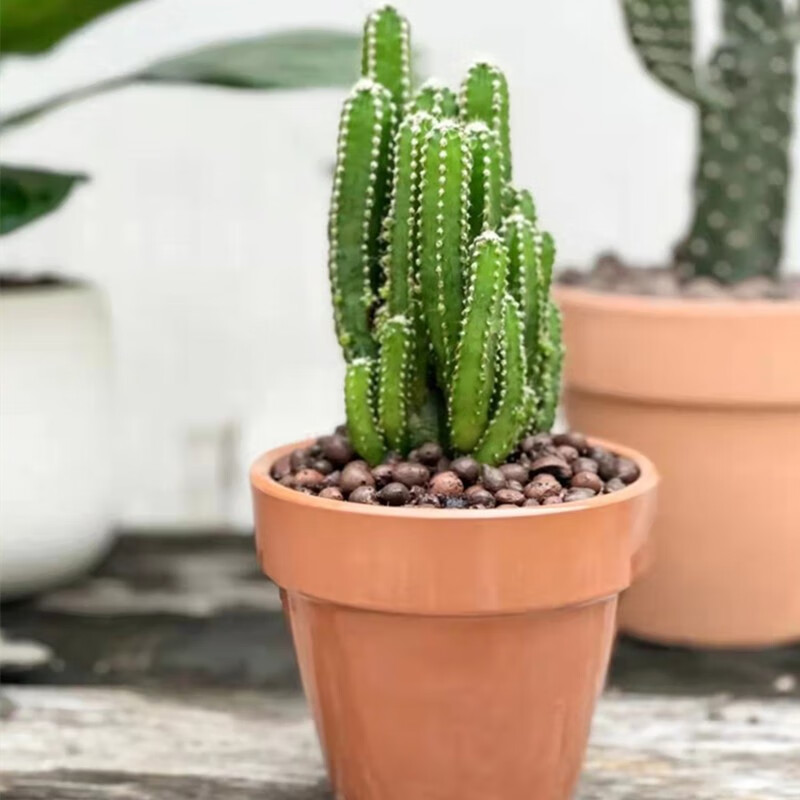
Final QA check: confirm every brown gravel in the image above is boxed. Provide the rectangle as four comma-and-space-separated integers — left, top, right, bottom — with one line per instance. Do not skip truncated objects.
270, 428, 642, 510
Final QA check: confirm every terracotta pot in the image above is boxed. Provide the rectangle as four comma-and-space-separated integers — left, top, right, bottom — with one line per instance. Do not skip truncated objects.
556, 286, 800, 648
251, 438, 657, 800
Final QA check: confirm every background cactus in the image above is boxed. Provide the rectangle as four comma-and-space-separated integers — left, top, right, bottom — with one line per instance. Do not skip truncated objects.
329, 5, 563, 465
621, 0, 798, 282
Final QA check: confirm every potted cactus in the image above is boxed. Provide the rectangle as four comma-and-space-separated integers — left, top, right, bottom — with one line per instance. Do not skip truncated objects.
251, 7, 658, 798
556, 0, 800, 646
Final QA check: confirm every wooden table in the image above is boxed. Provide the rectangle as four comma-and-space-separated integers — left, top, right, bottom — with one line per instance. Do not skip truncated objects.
2, 534, 799, 799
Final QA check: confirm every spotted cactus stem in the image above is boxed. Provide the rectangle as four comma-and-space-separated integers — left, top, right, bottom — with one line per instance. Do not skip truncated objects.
328, 79, 395, 359
417, 119, 472, 389
460, 62, 512, 181
362, 5, 411, 113
329, 7, 564, 465
411, 80, 459, 117
466, 122, 504, 239
622, 0, 797, 282
473, 295, 531, 465
450, 233, 508, 453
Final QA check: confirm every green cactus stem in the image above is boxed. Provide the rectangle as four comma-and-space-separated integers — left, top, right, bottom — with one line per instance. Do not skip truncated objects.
466, 121, 504, 239
362, 5, 411, 112
536, 301, 564, 433
410, 79, 459, 117
622, 0, 797, 282
328, 78, 395, 359
450, 232, 508, 453
460, 61, 512, 181
345, 357, 386, 465
417, 119, 472, 388
377, 315, 412, 452
473, 295, 531, 464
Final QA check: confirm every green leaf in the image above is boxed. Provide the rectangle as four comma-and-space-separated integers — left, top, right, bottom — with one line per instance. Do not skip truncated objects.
0, 165, 86, 235
139, 30, 362, 90
0, 0, 144, 55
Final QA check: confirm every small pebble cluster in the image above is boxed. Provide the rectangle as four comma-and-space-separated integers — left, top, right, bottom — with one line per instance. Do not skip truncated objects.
559, 254, 800, 300
270, 427, 640, 510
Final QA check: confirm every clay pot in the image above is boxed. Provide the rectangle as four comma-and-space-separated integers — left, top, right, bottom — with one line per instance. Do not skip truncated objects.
557, 286, 800, 648
251, 438, 657, 800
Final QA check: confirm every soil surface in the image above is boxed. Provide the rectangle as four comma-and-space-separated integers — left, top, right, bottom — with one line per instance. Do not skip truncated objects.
271, 428, 639, 509
559, 253, 800, 300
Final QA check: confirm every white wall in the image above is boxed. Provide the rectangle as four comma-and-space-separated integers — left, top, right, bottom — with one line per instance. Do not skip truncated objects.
2, 0, 798, 528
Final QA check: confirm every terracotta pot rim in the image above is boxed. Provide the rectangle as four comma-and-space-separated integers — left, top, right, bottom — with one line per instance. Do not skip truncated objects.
554, 284, 800, 318
251, 435, 658, 521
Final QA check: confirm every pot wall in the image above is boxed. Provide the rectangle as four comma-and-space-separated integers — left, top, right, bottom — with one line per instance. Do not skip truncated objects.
557, 286, 800, 647
0, 284, 113, 598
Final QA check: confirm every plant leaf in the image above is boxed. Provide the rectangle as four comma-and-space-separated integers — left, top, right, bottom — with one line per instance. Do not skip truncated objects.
0, 0, 144, 55
138, 30, 362, 90
0, 165, 87, 235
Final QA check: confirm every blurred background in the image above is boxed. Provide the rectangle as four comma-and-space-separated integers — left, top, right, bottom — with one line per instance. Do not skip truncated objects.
1, 0, 798, 538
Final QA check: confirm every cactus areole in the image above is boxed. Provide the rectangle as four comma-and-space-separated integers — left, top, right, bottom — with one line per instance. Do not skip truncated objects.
622, 0, 798, 284
328, 6, 563, 466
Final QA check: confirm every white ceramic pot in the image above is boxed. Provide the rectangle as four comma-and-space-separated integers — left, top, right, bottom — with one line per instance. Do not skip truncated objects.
0, 282, 113, 598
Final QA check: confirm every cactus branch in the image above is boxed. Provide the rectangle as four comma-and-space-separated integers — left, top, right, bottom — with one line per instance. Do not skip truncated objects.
378, 315, 412, 452
410, 79, 459, 117
362, 5, 411, 112
328, 79, 395, 358
345, 357, 386, 465
417, 119, 472, 388
535, 301, 564, 433
460, 61, 512, 180
450, 232, 508, 453
466, 121, 504, 239
473, 295, 531, 465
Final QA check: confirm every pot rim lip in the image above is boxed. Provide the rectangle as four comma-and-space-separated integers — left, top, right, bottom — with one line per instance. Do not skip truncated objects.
250, 435, 659, 522
554, 284, 800, 318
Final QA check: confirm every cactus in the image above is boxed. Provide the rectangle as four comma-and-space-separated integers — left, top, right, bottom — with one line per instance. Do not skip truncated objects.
621, 0, 797, 282
330, 6, 564, 465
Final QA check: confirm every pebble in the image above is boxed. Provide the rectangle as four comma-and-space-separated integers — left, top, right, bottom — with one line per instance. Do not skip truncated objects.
319, 486, 344, 501
615, 457, 641, 484
530, 455, 572, 481
605, 477, 627, 493
466, 487, 495, 507
481, 465, 507, 493
500, 463, 529, 485
294, 469, 326, 490
320, 434, 355, 466
340, 462, 375, 494
378, 482, 411, 506
349, 485, 377, 504
556, 445, 579, 463
429, 471, 464, 497
290, 448, 310, 471
392, 461, 430, 487
451, 456, 481, 485
371, 464, 395, 488
564, 487, 597, 503
494, 488, 525, 506
572, 457, 599, 475
417, 442, 444, 466
571, 471, 604, 494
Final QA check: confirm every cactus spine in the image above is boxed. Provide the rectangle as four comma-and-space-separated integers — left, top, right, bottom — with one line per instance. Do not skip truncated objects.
331, 6, 564, 465
622, 0, 797, 282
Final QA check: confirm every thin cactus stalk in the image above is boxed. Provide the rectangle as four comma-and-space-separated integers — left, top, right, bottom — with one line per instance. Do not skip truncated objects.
417, 119, 472, 389
328, 6, 565, 465
362, 5, 411, 113
345, 358, 386, 466
328, 79, 395, 358
450, 232, 508, 453
466, 122, 504, 239
410, 79, 459, 117
473, 295, 532, 465
622, 0, 797, 282
378, 315, 412, 452
460, 62, 512, 181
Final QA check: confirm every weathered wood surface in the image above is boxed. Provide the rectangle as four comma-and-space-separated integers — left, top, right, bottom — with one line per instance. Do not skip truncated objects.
1, 686, 799, 799
2, 533, 799, 799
